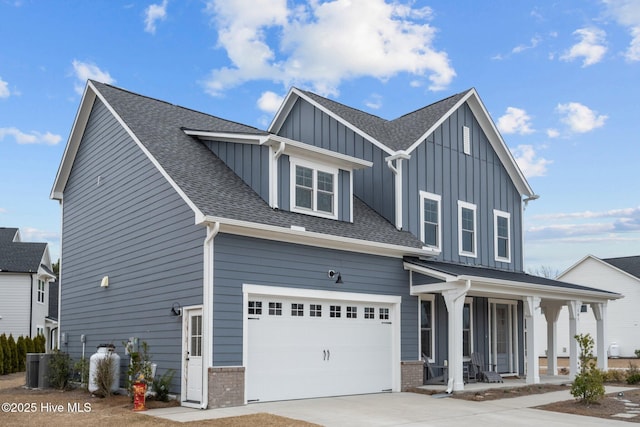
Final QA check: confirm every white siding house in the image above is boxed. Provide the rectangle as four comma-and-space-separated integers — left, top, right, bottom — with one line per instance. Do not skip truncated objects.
0, 228, 56, 342
536, 255, 640, 359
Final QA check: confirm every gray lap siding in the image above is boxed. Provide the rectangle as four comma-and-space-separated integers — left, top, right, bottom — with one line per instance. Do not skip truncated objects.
212, 233, 418, 366
60, 98, 204, 392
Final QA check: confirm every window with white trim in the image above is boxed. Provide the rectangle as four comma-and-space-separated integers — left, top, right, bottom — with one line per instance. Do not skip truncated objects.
37, 280, 45, 304
291, 159, 338, 219
458, 201, 477, 257
463, 298, 473, 358
420, 296, 435, 361
494, 210, 511, 262
420, 191, 441, 251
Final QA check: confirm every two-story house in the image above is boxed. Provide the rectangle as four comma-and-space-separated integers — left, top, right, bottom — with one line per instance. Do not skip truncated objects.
51, 81, 619, 409
0, 227, 57, 344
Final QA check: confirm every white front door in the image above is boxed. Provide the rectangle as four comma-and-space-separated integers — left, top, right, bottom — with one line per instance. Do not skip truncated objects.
246, 293, 395, 403
184, 308, 203, 403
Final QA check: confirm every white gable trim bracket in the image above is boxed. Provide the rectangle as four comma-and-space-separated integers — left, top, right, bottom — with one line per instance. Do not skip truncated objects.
385, 151, 411, 230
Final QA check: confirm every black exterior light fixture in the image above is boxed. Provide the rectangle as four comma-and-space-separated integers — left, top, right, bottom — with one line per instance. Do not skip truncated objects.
171, 302, 182, 316
327, 270, 343, 284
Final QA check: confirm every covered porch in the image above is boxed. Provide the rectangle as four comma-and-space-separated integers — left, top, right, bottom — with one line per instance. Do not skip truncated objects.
404, 257, 622, 392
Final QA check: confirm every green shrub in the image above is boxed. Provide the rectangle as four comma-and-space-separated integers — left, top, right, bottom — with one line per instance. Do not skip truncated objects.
602, 369, 626, 383
8, 335, 18, 373
33, 334, 46, 353
0, 338, 4, 375
570, 334, 605, 403
47, 350, 72, 390
152, 369, 175, 402
123, 340, 153, 400
73, 357, 89, 387
24, 336, 34, 354
627, 363, 640, 385
635, 349, 640, 359
0, 334, 11, 375
16, 336, 26, 372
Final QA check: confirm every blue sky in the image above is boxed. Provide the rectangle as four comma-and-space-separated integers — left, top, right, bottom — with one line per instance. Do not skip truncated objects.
1, 0, 638, 274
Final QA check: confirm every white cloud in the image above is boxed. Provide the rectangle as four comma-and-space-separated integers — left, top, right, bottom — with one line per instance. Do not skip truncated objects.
257, 91, 284, 114
560, 27, 607, 66
0, 208, 6, 214
365, 93, 383, 110
497, 107, 534, 135
546, 128, 560, 138
534, 206, 640, 221
602, 0, 640, 61
20, 227, 60, 243
0, 77, 10, 98
512, 36, 541, 54
144, 0, 168, 34
510, 144, 552, 178
556, 102, 607, 133
72, 60, 116, 95
203, 0, 455, 97
0, 127, 62, 145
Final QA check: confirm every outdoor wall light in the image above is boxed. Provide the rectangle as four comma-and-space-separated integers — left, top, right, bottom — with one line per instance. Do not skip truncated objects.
327, 270, 343, 284
171, 302, 182, 316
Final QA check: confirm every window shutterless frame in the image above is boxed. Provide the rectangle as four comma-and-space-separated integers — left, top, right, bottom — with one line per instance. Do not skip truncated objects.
419, 191, 441, 251
290, 158, 339, 219
458, 200, 477, 257
493, 209, 511, 263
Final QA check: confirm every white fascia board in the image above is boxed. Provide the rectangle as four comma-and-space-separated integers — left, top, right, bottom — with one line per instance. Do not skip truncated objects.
183, 129, 268, 145
458, 274, 623, 302
266, 135, 373, 170
198, 215, 435, 259
274, 88, 395, 156
63, 81, 204, 219
50, 84, 97, 200
404, 89, 534, 198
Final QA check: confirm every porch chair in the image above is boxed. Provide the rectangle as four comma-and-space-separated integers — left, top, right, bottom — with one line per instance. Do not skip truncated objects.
422, 353, 448, 385
470, 352, 503, 383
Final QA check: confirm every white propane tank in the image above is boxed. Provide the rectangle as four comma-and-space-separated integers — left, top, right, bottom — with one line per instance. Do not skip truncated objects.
609, 343, 620, 358
88, 344, 121, 393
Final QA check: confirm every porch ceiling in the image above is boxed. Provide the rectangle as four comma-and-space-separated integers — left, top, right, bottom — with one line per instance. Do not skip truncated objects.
404, 257, 622, 303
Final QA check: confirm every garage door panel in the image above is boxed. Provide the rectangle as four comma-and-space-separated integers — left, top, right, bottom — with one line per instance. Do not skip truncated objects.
246, 294, 395, 402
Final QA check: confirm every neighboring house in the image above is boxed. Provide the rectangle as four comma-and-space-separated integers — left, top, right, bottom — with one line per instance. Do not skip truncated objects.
51, 81, 620, 409
536, 255, 639, 359
0, 227, 57, 344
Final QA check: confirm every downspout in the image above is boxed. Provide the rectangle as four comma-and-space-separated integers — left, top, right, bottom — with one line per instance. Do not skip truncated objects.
385, 152, 410, 230
201, 221, 220, 409
29, 273, 34, 338
272, 140, 285, 209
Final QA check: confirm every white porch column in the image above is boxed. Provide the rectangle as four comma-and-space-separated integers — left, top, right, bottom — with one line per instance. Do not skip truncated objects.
442, 281, 470, 392
591, 302, 608, 371
567, 300, 581, 380
524, 296, 541, 384
542, 303, 562, 376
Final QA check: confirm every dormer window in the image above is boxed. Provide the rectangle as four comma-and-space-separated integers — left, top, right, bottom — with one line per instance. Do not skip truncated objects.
291, 159, 338, 219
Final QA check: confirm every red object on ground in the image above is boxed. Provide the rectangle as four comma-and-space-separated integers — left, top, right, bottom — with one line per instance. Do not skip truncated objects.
133, 382, 147, 411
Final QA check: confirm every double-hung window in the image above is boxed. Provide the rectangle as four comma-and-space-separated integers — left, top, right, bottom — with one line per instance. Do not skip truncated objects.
291, 159, 338, 219
494, 210, 511, 262
420, 191, 441, 251
458, 201, 477, 257
37, 280, 45, 304
420, 297, 435, 361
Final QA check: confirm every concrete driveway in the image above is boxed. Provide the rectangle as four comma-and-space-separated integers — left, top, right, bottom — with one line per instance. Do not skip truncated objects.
145, 387, 636, 426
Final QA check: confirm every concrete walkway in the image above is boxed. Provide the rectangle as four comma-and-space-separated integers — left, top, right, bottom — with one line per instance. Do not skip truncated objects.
144, 385, 637, 426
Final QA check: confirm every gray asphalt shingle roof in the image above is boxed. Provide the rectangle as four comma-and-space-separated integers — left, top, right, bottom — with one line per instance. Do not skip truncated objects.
404, 257, 621, 296
602, 256, 640, 280
92, 82, 425, 250
300, 88, 471, 151
0, 227, 48, 273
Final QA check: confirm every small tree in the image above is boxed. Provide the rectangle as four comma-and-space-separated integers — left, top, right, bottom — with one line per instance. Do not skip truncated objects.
47, 350, 72, 390
16, 336, 26, 372
24, 336, 34, 354
93, 352, 115, 397
8, 335, 18, 373
0, 337, 4, 375
570, 333, 605, 403
0, 334, 11, 374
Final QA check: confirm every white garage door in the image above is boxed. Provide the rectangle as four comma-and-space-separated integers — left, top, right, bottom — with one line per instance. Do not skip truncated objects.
246, 292, 396, 403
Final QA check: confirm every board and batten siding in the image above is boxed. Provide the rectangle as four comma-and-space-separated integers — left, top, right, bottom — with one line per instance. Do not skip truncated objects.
203, 140, 270, 202
404, 103, 524, 271
212, 233, 418, 365
276, 98, 396, 224
60, 98, 205, 392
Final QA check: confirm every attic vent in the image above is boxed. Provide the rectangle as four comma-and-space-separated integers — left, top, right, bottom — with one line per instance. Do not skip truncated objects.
463, 126, 471, 155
